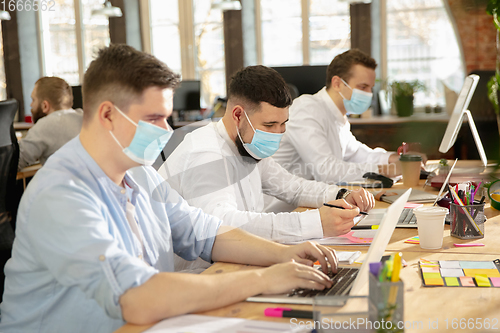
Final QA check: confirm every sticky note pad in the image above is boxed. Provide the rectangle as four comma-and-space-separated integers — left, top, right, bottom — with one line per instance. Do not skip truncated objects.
459, 276, 475, 287
423, 272, 442, 279
463, 269, 500, 278
424, 277, 444, 286
459, 261, 496, 269
440, 268, 464, 277
490, 277, 500, 287
439, 261, 461, 269
444, 277, 460, 286
475, 275, 491, 287
421, 266, 440, 273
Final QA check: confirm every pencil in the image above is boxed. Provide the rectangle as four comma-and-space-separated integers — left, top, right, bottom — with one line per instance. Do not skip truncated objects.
323, 203, 369, 215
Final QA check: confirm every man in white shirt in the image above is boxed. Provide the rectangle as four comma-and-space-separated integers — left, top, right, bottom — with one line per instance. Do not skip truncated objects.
273, 49, 425, 184
161, 66, 374, 271
18, 77, 83, 169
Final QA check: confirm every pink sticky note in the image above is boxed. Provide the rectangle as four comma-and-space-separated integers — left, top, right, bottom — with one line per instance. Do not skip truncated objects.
454, 243, 485, 247
460, 276, 476, 287
490, 277, 500, 287
405, 202, 423, 209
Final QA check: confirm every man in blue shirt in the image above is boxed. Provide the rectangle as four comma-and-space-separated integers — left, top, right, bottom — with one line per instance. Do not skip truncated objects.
0, 45, 338, 332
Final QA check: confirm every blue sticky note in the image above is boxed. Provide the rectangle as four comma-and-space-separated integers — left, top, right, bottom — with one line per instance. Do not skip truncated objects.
459, 261, 496, 269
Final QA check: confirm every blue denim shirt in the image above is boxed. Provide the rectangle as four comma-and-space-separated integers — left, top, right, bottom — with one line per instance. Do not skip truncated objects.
0, 137, 221, 333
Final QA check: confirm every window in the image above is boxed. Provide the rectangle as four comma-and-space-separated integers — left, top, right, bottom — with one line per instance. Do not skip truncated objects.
150, 0, 182, 75
258, 0, 351, 66
260, 0, 302, 66
149, 0, 225, 107
309, 0, 350, 65
386, 0, 465, 107
39, 0, 110, 85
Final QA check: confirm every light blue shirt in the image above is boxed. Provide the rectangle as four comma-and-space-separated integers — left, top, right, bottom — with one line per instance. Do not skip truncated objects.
0, 136, 221, 333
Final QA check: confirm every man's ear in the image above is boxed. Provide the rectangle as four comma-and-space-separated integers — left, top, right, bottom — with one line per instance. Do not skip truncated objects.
41, 101, 51, 114
97, 101, 116, 131
231, 105, 244, 127
330, 76, 343, 92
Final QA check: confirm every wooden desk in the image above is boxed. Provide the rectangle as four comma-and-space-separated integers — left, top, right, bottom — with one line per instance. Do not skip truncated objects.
117, 164, 500, 333
16, 164, 42, 189
13, 122, 33, 131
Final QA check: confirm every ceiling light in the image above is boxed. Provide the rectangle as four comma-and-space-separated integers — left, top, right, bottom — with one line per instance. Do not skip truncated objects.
212, 0, 242, 11
92, 1, 122, 18
0, 11, 11, 20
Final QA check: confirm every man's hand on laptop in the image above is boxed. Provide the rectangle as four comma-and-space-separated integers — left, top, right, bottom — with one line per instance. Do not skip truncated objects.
259, 261, 333, 295
277, 241, 338, 274
345, 188, 375, 212
319, 199, 359, 236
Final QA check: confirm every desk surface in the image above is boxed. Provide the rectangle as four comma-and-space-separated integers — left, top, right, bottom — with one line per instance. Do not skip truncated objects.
13, 122, 33, 130
117, 164, 500, 333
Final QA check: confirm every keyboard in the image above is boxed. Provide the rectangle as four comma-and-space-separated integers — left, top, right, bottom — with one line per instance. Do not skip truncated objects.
286, 267, 358, 298
397, 208, 417, 228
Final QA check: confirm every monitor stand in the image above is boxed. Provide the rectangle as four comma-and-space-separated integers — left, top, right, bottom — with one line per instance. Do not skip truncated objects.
429, 110, 492, 188
462, 109, 488, 168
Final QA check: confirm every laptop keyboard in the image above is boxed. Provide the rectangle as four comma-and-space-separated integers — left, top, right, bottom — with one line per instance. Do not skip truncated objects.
286, 267, 358, 298
397, 208, 416, 226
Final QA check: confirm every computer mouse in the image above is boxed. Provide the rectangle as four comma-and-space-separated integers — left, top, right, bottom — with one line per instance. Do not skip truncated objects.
362, 172, 394, 188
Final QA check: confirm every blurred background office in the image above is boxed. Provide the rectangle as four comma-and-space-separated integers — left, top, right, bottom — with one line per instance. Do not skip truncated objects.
0, 0, 498, 159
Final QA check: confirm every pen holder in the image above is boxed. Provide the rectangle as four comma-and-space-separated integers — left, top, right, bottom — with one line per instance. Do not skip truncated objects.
450, 202, 485, 239
368, 273, 404, 332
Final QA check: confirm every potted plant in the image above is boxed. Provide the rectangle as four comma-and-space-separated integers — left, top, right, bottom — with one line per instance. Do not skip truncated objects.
390, 80, 425, 117
486, 0, 500, 137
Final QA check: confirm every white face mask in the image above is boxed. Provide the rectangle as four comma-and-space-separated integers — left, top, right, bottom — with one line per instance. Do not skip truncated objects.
109, 105, 173, 165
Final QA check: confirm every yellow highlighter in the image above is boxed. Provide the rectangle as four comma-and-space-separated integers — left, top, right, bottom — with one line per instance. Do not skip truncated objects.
391, 252, 402, 282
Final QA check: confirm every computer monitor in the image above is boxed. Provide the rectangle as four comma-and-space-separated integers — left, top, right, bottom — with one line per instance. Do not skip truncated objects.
438, 74, 487, 167
173, 80, 201, 111
71, 86, 83, 110
271, 65, 327, 96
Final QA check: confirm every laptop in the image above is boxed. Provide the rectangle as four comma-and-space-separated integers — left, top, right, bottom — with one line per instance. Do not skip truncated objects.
246, 189, 412, 304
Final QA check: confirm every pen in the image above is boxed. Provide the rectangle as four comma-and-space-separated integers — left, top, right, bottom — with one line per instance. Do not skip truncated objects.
323, 203, 368, 215
264, 308, 314, 319
352, 225, 379, 230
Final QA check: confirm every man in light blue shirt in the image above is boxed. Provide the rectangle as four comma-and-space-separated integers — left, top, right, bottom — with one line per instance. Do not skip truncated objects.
1, 45, 339, 332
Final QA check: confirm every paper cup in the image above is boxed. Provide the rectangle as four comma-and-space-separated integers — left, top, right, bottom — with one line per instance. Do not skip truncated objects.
414, 207, 448, 249
399, 154, 422, 187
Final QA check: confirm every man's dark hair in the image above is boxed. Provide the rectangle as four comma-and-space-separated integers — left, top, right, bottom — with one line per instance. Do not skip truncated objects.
228, 65, 292, 112
326, 49, 377, 89
82, 44, 181, 122
35, 76, 73, 110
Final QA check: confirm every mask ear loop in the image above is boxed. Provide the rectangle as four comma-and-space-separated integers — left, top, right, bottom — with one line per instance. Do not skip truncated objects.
338, 78, 352, 101
235, 108, 255, 144
114, 105, 138, 128
109, 104, 137, 150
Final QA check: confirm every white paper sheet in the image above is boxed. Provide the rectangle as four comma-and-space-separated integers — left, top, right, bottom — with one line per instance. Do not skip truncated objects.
144, 314, 308, 333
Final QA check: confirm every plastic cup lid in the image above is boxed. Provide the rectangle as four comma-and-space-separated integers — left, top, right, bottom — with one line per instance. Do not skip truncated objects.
413, 206, 448, 215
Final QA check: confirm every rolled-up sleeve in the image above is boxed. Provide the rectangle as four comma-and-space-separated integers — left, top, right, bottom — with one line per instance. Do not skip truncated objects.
25, 183, 158, 320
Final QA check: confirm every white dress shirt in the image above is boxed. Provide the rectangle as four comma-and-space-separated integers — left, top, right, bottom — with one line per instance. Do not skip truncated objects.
161, 120, 341, 246
273, 87, 393, 183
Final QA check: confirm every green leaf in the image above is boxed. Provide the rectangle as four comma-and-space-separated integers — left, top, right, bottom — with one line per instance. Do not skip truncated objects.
487, 74, 500, 115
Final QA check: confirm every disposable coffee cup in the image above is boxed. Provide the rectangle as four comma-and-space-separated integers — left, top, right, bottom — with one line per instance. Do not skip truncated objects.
399, 154, 422, 187
414, 207, 448, 249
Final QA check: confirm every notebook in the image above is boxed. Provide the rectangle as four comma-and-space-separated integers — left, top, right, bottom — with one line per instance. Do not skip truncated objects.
377, 188, 436, 204
246, 188, 412, 305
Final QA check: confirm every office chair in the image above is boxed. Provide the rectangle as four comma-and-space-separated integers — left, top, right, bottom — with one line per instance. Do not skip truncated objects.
0, 99, 20, 302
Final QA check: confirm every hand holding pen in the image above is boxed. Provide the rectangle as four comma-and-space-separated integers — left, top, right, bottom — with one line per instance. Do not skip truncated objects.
319, 200, 361, 236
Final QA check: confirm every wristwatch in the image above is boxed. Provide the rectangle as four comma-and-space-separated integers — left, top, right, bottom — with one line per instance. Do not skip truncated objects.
336, 188, 351, 200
